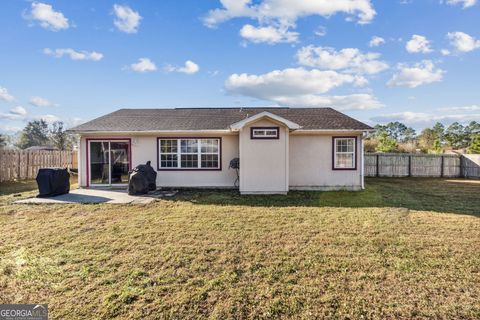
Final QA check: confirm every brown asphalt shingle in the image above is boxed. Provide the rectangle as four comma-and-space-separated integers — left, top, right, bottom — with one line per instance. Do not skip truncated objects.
68, 107, 372, 132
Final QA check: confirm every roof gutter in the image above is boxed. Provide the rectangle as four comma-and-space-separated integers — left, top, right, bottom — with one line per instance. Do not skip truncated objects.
68, 128, 375, 135
293, 129, 375, 133
67, 129, 234, 135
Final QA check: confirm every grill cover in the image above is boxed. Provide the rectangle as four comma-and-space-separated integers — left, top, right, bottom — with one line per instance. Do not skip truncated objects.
128, 161, 157, 195
36, 168, 70, 197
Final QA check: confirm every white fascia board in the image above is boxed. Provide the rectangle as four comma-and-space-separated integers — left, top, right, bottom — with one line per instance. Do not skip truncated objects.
292, 129, 373, 135
230, 111, 301, 130
72, 129, 234, 135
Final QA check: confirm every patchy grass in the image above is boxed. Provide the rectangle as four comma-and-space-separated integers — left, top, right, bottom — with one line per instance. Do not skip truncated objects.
0, 178, 479, 319
172, 178, 480, 216
0, 175, 78, 200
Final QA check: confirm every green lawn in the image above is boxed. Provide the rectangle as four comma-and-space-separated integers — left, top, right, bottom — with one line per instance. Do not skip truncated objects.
0, 178, 479, 319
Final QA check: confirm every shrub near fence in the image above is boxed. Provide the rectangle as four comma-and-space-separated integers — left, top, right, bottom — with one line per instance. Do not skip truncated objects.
365, 153, 480, 178
0, 150, 77, 182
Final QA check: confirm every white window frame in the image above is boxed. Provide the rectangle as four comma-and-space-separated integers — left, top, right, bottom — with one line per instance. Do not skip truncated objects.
158, 138, 221, 170
251, 127, 279, 139
333, 137, 357, 170
158, 139, 179, 169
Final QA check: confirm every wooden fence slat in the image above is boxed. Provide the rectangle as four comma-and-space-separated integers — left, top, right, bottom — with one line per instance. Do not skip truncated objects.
0, 149, 76, 182
365, 153, 479, 179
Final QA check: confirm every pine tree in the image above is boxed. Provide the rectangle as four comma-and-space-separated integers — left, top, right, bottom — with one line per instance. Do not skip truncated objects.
16, 120, 50, 149
469, 134, 480, 154
431, 139, 442, 154
376, 132, 398, 153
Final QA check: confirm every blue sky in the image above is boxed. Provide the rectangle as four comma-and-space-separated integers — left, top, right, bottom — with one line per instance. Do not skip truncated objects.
0, 0, 479, 133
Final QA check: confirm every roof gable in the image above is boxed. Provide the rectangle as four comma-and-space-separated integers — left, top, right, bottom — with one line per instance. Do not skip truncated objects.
230, 111, 301, 130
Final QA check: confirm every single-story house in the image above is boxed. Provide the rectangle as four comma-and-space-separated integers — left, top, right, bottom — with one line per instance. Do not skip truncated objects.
69, 107, 373, 194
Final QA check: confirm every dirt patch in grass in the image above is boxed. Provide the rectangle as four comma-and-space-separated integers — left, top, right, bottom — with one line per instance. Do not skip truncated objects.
0, 178, 479, 319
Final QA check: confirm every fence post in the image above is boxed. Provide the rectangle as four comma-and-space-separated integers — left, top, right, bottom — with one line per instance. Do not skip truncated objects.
440, 155, 444, 178
376, 154, 380, 177
16, 152, 21, 180
408, 155, 412, 177
26, 152, 30, 179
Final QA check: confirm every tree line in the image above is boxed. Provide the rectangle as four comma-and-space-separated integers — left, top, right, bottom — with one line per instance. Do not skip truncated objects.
0, 119, 76, 150
366, 121, 480, 154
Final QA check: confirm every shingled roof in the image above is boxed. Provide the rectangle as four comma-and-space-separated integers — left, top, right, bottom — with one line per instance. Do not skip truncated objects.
68, 107, 372, 132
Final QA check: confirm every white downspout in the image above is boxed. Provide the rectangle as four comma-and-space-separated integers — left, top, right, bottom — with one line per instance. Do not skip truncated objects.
77, 136, 82, 189
361, 132, 365, 190
238, 128, 243, 193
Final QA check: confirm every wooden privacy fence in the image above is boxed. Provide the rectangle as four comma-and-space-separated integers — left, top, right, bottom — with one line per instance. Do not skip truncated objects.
365, 153, 480, 178
0, 150, 77, 182
1, 150, 478, 182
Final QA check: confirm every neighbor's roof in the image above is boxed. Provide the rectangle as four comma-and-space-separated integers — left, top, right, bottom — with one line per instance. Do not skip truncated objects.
68, 107, 373, 132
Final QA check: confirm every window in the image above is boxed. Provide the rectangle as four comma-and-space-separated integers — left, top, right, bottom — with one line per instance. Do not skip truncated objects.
251, 127, 279, 139
158, 138, 221, 170
333, 137, 356, 170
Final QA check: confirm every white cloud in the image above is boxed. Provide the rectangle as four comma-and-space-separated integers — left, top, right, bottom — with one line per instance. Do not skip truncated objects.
0, 107, 71, 129
224, 67, 380, 110
113, 4, 142, 33
33, 114, 61, 123
296, 46, 389, 75
226, 68, 363, 96
387, 60, 444, 88
203, 0, 376, 27
0, 86, 14, 102
239, 24, 299, 44
129, 58, 157, 73
447, 31, 480, 52
164, 60, 200, 74
203, 0, 375, 45
371, 111, 480, 125
441, 49, 451, 56
0, 106, 28, 121
406, 34, 433, 53
0, 113, 22, 121
27, 2, 69, 31
30, 96, 55, 107
43, 48, 103, 61
445, 0, 476, 8
273, 93, 384, 110
10, 106, 27, 116
0, 113, 59, 123
437, 104, 480, 112
208, 70, 220, 77
369, 36, 385, 47
314, 26, 327, 37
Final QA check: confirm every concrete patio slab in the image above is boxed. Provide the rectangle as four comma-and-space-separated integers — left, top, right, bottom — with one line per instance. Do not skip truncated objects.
14, 188, 177, 205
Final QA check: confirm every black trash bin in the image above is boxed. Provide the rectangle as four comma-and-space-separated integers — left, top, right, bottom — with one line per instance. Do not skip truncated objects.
36, 168, 70, 198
